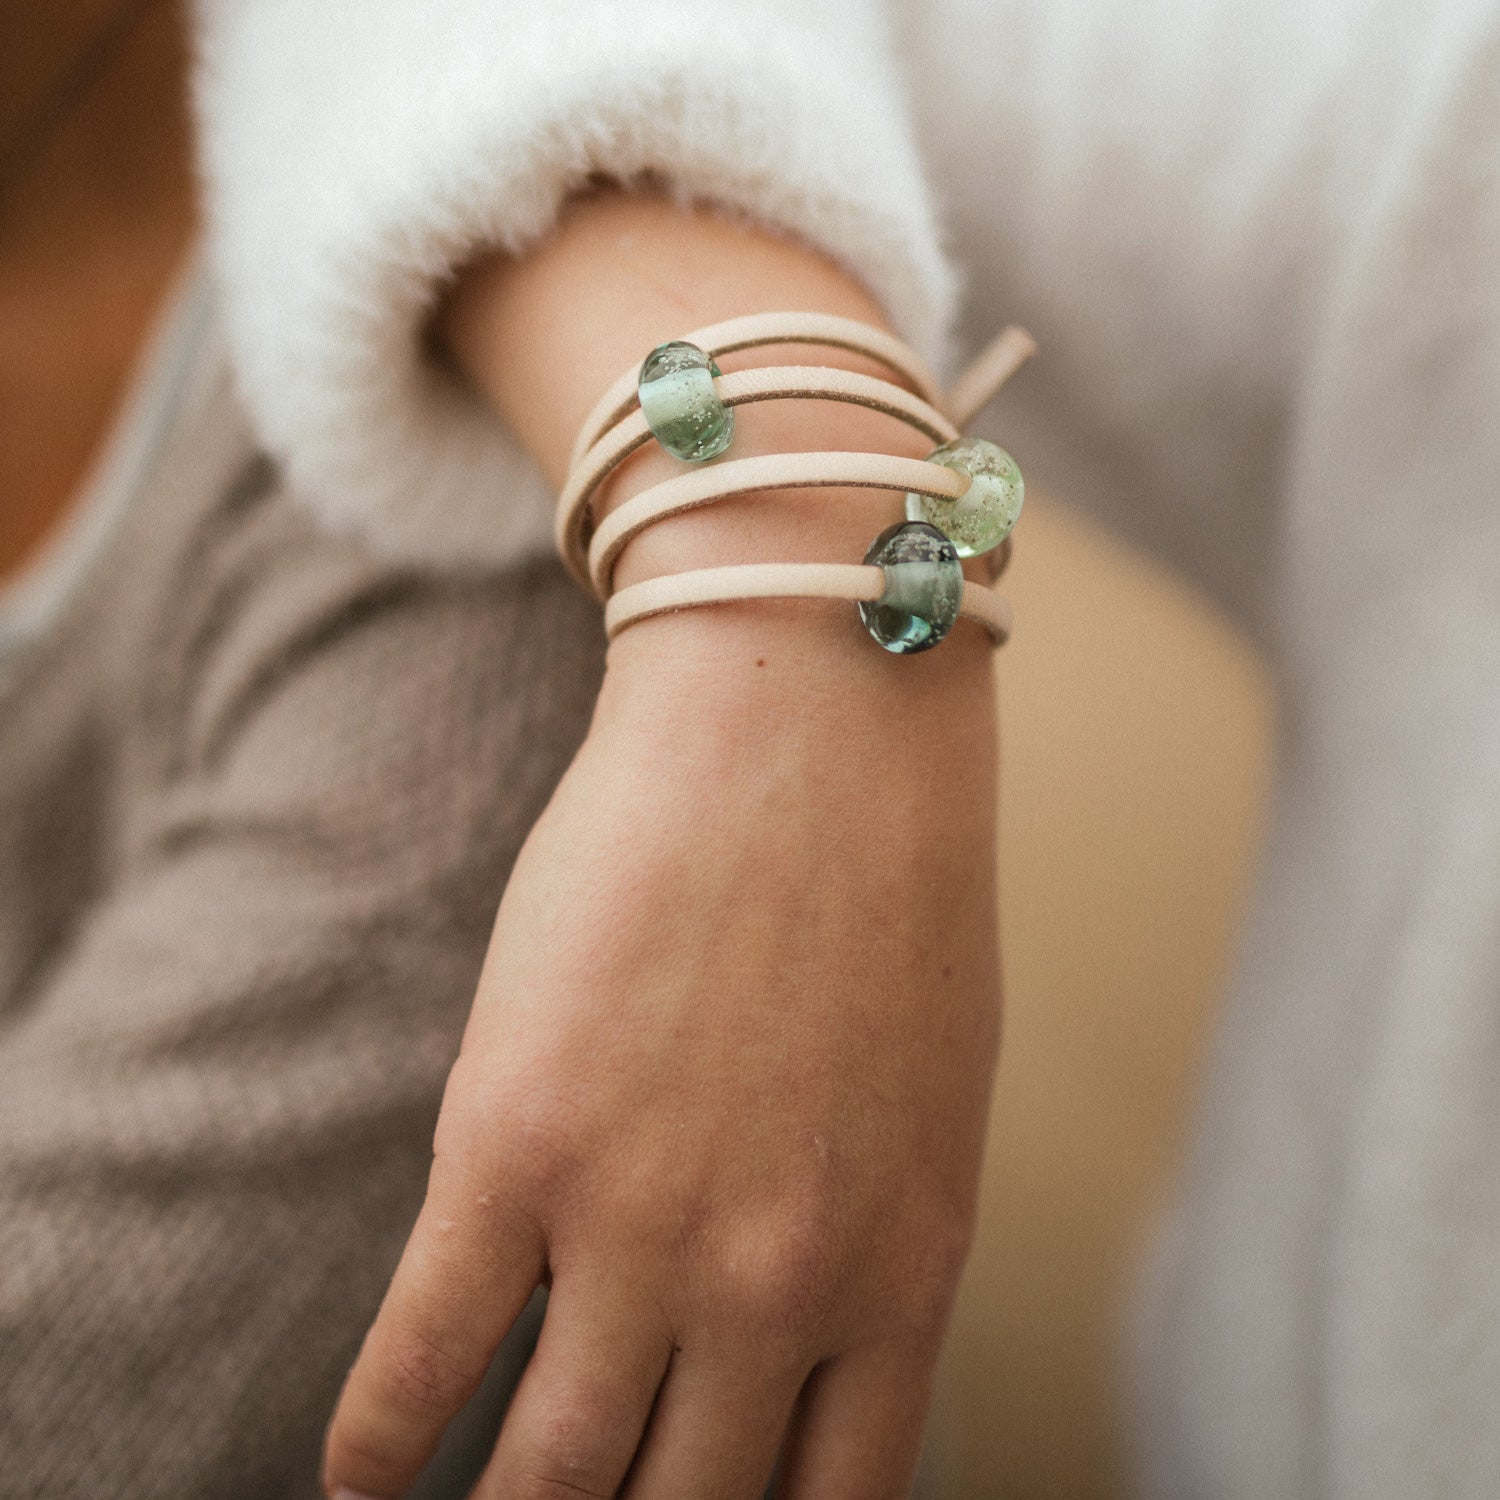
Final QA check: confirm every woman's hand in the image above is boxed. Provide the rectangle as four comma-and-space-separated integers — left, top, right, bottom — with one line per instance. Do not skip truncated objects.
321, 602, 1003, 1498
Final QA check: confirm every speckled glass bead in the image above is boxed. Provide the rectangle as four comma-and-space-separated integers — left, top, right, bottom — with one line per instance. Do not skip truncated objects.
637, 341, 734, 462
859, 520, 963, 654
905, 436, 1023, 558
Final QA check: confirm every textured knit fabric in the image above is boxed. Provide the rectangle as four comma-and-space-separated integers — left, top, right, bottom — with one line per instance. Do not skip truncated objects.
0, 270, 603, 1497
6, 0, 1500, 1495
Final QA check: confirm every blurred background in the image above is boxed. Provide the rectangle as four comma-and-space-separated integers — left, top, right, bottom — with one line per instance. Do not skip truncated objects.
936, 494, 1271, 1497
2, 3, 1274, 1494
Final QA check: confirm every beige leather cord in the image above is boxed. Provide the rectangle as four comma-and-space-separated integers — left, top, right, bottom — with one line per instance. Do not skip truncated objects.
944, 325, 1037, 429
556, 316, 1035, 649
555, 365, 961, 591
586, 450, 972, 600
567, 310, 946, 470
604, 563, 1012, 645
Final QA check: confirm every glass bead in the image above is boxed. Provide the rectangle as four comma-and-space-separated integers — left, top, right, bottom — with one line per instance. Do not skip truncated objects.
859, 521, 963, 654
905, 436, 1023, 557
637, 341, 734, 462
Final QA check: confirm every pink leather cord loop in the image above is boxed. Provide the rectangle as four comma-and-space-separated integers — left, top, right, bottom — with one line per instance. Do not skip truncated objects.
554, 365, 961, 592
567, 310, 946, 471
603, 562, 1013, 646
585, 449, 971, 601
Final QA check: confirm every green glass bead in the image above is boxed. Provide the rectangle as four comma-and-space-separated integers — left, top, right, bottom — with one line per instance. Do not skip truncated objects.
637, 341, 734, 462
859, 520, 963, 654
905, 436, 1024, 557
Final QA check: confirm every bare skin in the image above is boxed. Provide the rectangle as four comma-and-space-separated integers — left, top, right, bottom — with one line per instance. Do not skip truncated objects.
320, 192, 1004, 1499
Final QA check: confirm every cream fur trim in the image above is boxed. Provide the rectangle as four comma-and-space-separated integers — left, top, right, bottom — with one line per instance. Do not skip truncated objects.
194, 0, 957, 568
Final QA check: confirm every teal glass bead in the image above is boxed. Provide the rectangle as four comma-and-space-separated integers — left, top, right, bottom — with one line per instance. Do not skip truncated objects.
905, 436, 1023, 558
859, 520, 964, 654
637, 341, 734, 462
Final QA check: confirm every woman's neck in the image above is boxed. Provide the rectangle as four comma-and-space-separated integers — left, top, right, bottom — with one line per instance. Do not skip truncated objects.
0, 0, 196, 585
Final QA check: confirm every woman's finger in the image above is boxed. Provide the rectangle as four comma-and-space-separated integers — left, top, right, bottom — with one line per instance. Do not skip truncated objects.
321, 1157, 547, 1499
470, 1272, 674, 1499
773, 1341, 940, 1500
617, 1343, 808, 1500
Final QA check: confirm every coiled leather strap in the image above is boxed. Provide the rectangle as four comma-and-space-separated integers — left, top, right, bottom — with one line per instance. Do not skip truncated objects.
567, 310, 947, 470
556, 316, 1036, 647
604, 563, 1013, 645
556, 365, 961, 592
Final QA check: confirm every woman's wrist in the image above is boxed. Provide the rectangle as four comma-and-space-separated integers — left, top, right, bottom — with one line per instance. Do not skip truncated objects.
437, 185, 997, 723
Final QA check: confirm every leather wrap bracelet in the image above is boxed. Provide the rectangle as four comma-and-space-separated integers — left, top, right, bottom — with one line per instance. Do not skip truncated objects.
553, 312, 1035, 654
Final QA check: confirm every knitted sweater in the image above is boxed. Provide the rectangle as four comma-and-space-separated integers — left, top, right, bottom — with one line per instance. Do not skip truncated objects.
6, 1, 1500, 1494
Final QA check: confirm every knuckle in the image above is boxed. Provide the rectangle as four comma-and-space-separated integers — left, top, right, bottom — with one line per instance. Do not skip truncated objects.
719, 1209, 847, 1341
920, 1209, 976, 1280
488, 1082, 588, 1198
434, 1061, 589, 1205
324, 1421, 407, 1494
510, 1402, 621, 1499
885, 1214, 973, 1334
512, 1472, 614, 1500
377, 1323, 483, 1417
